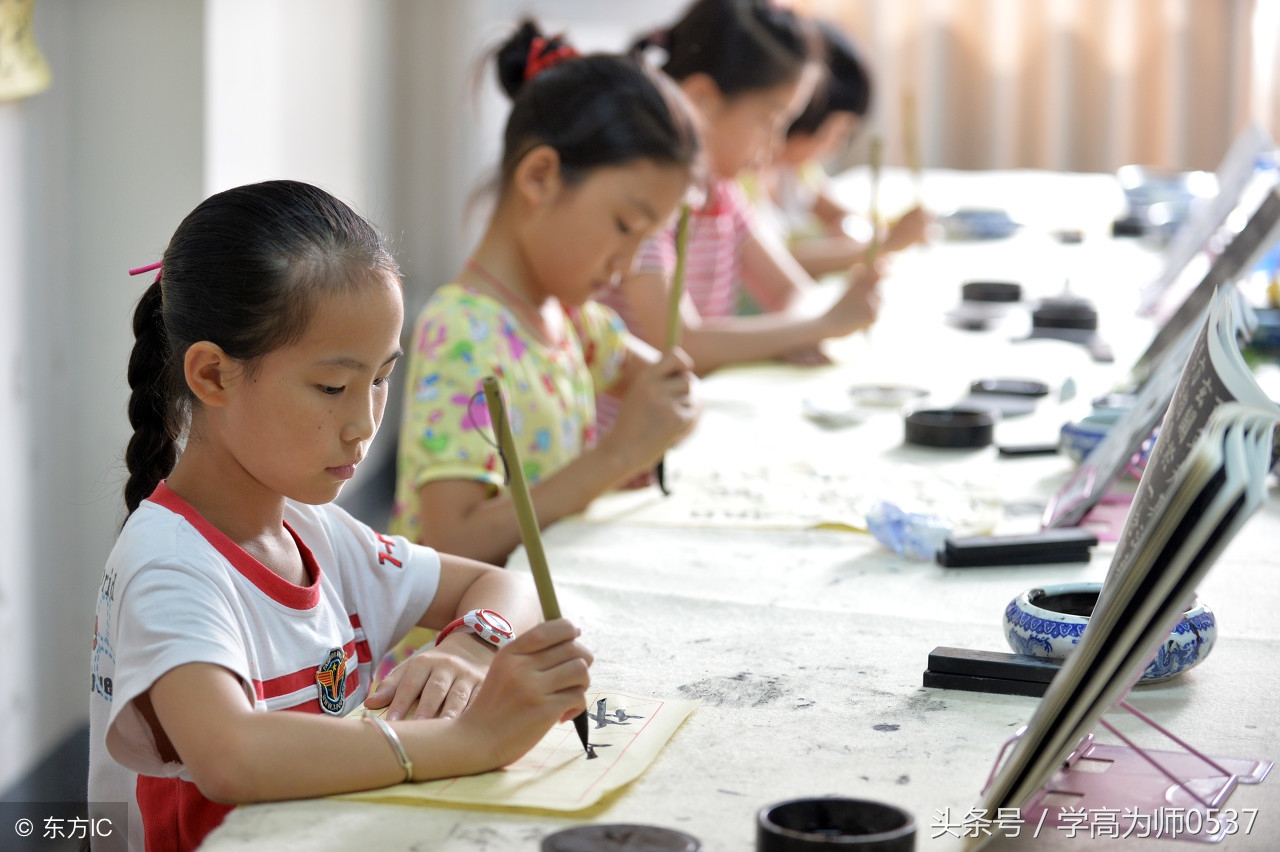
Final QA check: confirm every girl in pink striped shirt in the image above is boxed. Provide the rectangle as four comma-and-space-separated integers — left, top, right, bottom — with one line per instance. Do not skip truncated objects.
601, 0, 882, 374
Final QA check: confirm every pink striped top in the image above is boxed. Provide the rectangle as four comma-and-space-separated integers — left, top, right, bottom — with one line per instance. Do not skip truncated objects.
594, 179, 753, 442
601, 177, 754, 332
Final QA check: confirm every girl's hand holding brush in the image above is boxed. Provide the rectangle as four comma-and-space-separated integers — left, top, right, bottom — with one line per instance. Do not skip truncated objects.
602, 348, 699, 480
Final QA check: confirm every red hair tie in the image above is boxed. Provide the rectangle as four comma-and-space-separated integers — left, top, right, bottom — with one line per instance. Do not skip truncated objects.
524, 36, 578, 81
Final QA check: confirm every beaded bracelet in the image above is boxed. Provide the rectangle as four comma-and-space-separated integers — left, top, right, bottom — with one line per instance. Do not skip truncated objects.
364, 711, 413, 783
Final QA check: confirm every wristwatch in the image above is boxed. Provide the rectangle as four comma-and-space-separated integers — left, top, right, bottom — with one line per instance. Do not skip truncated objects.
434, 608, 515, 650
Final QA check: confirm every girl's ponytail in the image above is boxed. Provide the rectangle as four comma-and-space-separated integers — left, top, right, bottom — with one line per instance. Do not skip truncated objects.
645, 0, 816, 97
494, 19, 545, 98
123, 278, 178, 517
494, 19, 698, 188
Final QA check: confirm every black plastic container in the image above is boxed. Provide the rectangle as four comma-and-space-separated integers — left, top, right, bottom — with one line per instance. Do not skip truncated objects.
757, 798, 916, 850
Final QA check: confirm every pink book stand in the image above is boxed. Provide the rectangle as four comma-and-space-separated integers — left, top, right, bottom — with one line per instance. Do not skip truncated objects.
984, 701, 1271, 843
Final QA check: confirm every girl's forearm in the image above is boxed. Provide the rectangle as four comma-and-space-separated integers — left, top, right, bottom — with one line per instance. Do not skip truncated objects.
790, 235, 863, 278
419, 448, 632, 564
442, 553, 542, 631
210, 708, 488, 802
680, 312, 830, 374
149, 663, 489, 805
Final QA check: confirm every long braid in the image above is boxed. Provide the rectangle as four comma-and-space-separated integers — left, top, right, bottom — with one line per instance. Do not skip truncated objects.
123, 278, 177, 516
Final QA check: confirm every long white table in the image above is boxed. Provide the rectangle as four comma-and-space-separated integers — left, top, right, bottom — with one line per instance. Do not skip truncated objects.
201, 171, 1280, 851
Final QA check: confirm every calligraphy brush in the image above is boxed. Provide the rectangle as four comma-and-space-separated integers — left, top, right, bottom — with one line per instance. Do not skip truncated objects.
864, 134, 884, 264
902, 89, 923, 208
655, 204, 691, 497
481, 375, 596, 759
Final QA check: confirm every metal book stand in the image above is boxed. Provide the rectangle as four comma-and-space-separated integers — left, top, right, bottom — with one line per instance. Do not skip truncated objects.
984, 700, 1272, 843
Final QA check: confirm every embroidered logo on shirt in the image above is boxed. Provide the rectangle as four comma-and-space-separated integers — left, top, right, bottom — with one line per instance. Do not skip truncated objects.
315, 648, 348, 715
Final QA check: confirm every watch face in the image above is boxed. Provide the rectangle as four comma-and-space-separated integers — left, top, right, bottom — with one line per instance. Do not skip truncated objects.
476, 609, 514, 636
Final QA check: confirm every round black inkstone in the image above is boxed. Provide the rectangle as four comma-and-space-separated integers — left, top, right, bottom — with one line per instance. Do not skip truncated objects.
1032, 296, 1097, 330
904, 408, 995, 448
542, 824, 702, 852
961, 280, 1022, 303
758, 797, 916, 850
968, 378, 1050, 397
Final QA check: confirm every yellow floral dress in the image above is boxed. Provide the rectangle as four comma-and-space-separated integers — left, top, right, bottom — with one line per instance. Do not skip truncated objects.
378, 283, 628, 680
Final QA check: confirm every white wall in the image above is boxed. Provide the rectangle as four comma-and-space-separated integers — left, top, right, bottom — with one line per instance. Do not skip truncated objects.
0, 74, 38, 795
205, 0, 394, 217
1, 0, 205, 791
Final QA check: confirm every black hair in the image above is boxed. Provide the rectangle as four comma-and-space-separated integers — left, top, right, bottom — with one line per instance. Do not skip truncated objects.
494, 20, 700, 187
634, 0, 817, 99
123, 180, 399, 516
787, 20, 872, 138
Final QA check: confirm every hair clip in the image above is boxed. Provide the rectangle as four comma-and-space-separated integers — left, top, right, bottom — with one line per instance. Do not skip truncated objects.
524, 36, 579, 81
644, 28, 670, 50
684, 181, 710, 211
128, 261, 163, 284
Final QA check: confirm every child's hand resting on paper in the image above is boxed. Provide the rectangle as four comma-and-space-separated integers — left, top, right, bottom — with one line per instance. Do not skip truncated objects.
365, 628, 499, 721
454, 618, 594, 769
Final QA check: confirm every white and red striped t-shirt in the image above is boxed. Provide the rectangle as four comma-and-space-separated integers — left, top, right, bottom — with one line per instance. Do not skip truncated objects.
88, 483, 441, 852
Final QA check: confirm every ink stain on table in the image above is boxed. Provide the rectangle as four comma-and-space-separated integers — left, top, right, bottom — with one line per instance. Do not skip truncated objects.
896, 774, 911, 785
906, 693, 948, 713
873, 723, 900, 732
677, 671, 789, 707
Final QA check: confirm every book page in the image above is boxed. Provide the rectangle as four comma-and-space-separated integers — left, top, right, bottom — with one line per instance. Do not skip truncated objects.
1137, 124, 1273, 315
1106, 289, 1280, 605
335, 691, 697, 812
1042, 349, 1187, 529
1130, 187, 1280, 388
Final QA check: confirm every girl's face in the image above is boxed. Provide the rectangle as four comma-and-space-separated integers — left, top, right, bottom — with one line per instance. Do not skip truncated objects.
215, 273, 404, 506
779, 111, 861, 167
524, 158, 690, 306
697, 71, 819, 179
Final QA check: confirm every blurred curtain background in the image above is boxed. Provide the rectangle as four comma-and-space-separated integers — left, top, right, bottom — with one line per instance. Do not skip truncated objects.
797, 0, 1277, 173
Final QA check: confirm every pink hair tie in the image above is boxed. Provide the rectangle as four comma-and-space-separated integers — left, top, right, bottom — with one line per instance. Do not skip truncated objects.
524, 36, 578, 81
128, 261, 163, 284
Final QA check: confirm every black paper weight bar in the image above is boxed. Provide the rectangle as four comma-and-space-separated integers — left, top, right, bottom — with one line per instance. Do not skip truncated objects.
936, 527, 1097, 567
927, 646, 1061, 683
923, 646, 1063, 698
922, 669, 1050, 698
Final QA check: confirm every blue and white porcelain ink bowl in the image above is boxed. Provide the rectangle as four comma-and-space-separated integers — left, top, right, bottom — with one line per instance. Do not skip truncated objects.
1003, 581, 1216, 683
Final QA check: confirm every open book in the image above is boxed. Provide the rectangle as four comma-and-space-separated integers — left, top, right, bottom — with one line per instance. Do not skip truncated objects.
971, 286, 1280, 851
1137, 123, 1274, 316
1042, 185, 1280, 530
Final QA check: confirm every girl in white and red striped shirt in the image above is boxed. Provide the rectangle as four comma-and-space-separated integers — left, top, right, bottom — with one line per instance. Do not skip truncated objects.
90, 181, 593, 852
600, 0, 883, 376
